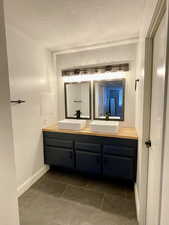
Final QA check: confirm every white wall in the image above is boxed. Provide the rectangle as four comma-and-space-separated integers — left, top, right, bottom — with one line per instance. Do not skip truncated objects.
0, 1, 19, 224
160, 2, 169, 223
56, 43, 137, 127
5, 24, 57, 195
160, 70, 169, 225
135, 0, 159, 224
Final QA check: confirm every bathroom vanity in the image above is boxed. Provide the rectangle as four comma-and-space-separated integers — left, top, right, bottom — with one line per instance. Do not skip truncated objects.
43, 126, 138, 182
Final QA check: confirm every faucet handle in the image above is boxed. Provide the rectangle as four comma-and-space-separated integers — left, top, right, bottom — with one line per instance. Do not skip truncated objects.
105, 112, 110, 120
74, 110, 81, 119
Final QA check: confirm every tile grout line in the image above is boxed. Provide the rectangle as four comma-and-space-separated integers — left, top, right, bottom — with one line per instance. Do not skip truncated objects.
60, 183, 69, 198
64, 182, 129, 199
65, 183, 105, 196
21, 172, 138, 225
49, 172, 134, 199
58, 184, 103, 211
58, 182, 106, 211
100, 193, 105, 210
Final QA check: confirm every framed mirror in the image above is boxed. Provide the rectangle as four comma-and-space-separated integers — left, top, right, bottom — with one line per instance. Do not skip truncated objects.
64, 81, 91, 119
93, 79, 125, 121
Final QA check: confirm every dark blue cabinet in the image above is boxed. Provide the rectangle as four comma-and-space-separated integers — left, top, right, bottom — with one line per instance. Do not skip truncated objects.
43, 131, 137, 181
103, 145, 135, 157
45, 137, 73, 149
103, 155, 135, 180
76, 151, 101, 174
75, 142, 101, 153
44, 146, 74, 169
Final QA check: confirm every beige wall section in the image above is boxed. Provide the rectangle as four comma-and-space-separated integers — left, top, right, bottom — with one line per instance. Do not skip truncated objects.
56, 43, 137, 127
160, 2, 169, 224
135, 0, 160, 224
160, 63, 169, 225
135, 38, 147, 224
5, 24, 57, 195
0, 1, 19, 224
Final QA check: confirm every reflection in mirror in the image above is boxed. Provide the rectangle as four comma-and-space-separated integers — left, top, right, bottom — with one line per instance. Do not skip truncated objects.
94, 79, 125, 121
65, 82, 91, 119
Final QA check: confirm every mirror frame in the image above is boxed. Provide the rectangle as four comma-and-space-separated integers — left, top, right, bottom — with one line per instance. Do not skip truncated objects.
64, 81, 92, 120
93, 79, 125, 121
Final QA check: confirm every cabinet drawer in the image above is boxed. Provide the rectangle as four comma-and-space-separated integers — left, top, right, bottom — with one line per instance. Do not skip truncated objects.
44, 146, 74, 168
103, 155, 135, 180
75, 142, 101, 153
45, 137, 73, 149
76, 151, 101, 174
103, 145, 136, 157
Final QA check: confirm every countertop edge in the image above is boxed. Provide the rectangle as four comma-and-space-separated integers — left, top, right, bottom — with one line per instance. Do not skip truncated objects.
42, 126, 138, 140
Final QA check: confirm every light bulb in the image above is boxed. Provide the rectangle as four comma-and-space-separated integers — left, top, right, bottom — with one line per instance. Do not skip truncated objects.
63, 71, 128, 83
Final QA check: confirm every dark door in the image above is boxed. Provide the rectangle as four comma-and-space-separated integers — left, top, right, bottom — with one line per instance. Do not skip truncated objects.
103, 155, 135, 180
44, 146, 74, 169
76, 151, 101, 175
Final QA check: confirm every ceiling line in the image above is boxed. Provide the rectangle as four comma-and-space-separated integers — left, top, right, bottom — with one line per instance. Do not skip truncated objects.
53, 36, 139, 55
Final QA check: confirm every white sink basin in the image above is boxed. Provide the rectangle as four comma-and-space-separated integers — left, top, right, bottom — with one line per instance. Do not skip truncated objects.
90, 120, 119, 134
58, 119, 87, 131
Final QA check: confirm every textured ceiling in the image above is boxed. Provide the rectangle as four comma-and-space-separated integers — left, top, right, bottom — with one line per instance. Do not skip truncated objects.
4, 0, 145, 51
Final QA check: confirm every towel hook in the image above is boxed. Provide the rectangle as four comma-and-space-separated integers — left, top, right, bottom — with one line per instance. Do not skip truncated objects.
10, 99, 26, 104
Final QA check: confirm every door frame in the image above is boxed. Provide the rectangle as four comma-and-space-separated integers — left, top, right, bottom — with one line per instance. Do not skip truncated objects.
142, 0, 168, 225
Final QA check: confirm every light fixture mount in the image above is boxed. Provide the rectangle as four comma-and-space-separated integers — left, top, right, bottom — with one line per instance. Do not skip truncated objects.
62, 63, 129, 82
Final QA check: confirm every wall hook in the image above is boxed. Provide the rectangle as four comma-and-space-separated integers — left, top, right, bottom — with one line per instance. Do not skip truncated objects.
135, 79, 140, 91
10, 100, 26, 104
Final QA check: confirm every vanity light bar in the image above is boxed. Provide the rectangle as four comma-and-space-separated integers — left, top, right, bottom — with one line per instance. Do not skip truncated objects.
63, 71, 128, 82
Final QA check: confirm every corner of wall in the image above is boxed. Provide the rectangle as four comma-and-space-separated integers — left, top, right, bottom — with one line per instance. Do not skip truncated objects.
17, 165, 49, 197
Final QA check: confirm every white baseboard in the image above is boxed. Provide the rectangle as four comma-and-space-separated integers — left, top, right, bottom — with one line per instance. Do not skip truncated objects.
17, 165, 49, 197
135, 183, 140, 223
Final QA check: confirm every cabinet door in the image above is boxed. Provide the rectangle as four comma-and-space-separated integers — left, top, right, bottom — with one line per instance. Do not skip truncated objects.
44, 147, 74, 169
76, 151, 101, 175
75, 142, 101, 153
103, 145, 136, 157
103, 155, 135, 180
45, 137, 73, 149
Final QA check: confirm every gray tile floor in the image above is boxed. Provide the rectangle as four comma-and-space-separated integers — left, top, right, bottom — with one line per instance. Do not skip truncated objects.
19, 169, 138, 225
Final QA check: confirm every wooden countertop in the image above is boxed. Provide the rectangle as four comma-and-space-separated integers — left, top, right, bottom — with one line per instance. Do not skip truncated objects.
42, 125, 138, 140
